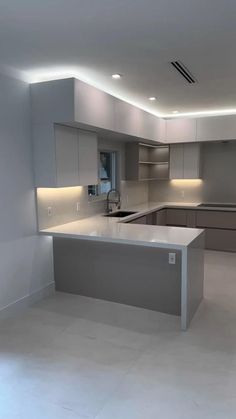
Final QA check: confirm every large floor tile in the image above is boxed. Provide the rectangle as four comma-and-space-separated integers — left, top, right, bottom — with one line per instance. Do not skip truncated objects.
0, 250, 236, 419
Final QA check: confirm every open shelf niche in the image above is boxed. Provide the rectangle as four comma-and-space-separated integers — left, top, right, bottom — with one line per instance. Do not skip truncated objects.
125, 142, 170, 181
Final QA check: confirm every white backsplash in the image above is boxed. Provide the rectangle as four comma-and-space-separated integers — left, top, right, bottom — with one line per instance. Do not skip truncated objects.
37, 180, 149, 230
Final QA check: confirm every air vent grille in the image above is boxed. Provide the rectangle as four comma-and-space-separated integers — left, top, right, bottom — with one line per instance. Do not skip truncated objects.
171, 61, 197, 84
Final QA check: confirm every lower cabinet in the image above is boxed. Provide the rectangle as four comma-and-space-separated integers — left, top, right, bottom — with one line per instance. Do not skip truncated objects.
204, 229, 236, 252
155, 209, 166, 225
165, 209, 196, 228
129, 208, 236, 252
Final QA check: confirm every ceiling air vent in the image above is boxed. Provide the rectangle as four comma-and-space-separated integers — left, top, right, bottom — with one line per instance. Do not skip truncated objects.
171, 61, 197, 84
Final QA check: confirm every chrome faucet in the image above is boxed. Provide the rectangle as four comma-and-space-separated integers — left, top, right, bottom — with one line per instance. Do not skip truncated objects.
106, 188, 121, 213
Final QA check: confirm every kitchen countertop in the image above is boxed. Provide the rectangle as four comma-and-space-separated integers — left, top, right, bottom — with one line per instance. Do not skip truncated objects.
40, 201, 205, 250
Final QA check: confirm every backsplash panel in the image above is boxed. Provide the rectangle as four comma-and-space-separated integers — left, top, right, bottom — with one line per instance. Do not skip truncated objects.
37, 181, 149, 230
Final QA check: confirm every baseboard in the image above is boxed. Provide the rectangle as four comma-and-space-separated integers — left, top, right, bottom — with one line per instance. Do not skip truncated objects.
0, 282, 55, 320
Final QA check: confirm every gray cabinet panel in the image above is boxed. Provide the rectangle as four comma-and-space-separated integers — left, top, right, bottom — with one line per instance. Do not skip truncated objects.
186, 210, 196, 228
205, 228, 236, 251
155, 209, 167, 225
196, 210, 236, 230
166, 209, 187, 226
54, 238, 182, 315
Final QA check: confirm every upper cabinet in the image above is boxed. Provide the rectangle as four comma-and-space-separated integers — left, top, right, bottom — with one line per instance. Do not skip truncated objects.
113, 100, 141, 137
31, 78, 166, 144
33, 124, 98, 187
196, 115, 236, 142
126, 143, 169, 181
170, 143, 201, 179
74, 80, 115, 131
165, 118, 197, 143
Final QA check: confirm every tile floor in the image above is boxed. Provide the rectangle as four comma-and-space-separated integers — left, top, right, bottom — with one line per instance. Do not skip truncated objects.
0, 250, 236, 418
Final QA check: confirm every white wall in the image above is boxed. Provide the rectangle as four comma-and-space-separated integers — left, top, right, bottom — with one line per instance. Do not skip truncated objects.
0, 73, 54, 316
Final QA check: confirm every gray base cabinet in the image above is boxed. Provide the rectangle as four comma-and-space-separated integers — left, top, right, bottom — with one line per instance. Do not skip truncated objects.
204, 228, 236, 252
130, 207, 236, 252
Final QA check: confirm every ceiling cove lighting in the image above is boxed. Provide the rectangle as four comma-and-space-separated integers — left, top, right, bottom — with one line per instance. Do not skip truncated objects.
164, 109, 236, 118
26, 71, 236, 119
111, 73, 122, 79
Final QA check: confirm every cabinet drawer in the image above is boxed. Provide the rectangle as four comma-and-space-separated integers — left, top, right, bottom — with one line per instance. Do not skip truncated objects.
166, 209, 187, 226
196, 210, 236, 230
205, 228, 236, 251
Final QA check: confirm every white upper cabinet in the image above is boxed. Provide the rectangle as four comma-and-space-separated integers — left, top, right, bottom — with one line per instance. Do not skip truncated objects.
170, 143, 201, 179
33, 124, 98, 187
77, 130, 98, 186
196, 115, 236, 141
139, 111, 158, 141
74, 79, 114, 131
113, 100, 141, 137
55, 125, 80, 187
165, 118, 197, 143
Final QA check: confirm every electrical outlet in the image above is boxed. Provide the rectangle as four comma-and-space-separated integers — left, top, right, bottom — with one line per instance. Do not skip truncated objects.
47, 206, 52, 217
181, 190, 185, 199
76, 202, 80, 212
168, 252, 176, 265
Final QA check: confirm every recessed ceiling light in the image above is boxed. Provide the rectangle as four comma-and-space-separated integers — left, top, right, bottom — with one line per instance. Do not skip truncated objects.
112, 73, 122, 79
149, 96, 157, 101
172, 110, 179, 114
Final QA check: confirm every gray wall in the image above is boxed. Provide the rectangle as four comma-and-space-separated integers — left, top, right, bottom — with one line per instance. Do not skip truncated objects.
0, 73, 53, 314
37, 138, 149, 230
149, 141, 236, 203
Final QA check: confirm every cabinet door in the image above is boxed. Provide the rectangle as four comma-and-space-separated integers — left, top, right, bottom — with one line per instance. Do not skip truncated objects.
75, 80, 114, 131
155, 209, 166, 225
165, 118, 196, 143
55, 125, 79, 187
114, 100, 141, 137
183, 143, 201, 179
78, 131, 98, 186
170, 144, 184, 179
170, 143, 201, 179
205, 228, 236, 251
196, 210, 236, 229
186, 210, 196, 228
166, 209, 187, 226
139, 112, 158, 141
197, 115, 236, 142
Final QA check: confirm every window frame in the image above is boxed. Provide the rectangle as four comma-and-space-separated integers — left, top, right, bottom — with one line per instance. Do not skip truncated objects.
88, 149, 117, 202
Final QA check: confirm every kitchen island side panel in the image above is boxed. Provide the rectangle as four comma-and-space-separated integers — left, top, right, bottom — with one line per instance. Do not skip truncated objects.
53, 238, 182, 316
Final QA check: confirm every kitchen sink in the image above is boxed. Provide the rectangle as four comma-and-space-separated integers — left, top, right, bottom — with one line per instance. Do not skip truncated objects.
104, 211, 137, 218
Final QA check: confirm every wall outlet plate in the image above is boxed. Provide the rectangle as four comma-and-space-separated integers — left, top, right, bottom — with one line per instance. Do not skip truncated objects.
168, 252, 176, 265
76, 202, 80, 212
47, 206, 52, 217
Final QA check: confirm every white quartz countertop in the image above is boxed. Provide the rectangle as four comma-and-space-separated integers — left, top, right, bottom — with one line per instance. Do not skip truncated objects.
40, 201, 205, 250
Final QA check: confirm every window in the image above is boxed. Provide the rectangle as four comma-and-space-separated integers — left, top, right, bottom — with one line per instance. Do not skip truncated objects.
88, 151, 117, 198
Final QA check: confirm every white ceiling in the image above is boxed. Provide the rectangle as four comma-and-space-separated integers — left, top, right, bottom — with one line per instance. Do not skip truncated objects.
1, 0, 236, 116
